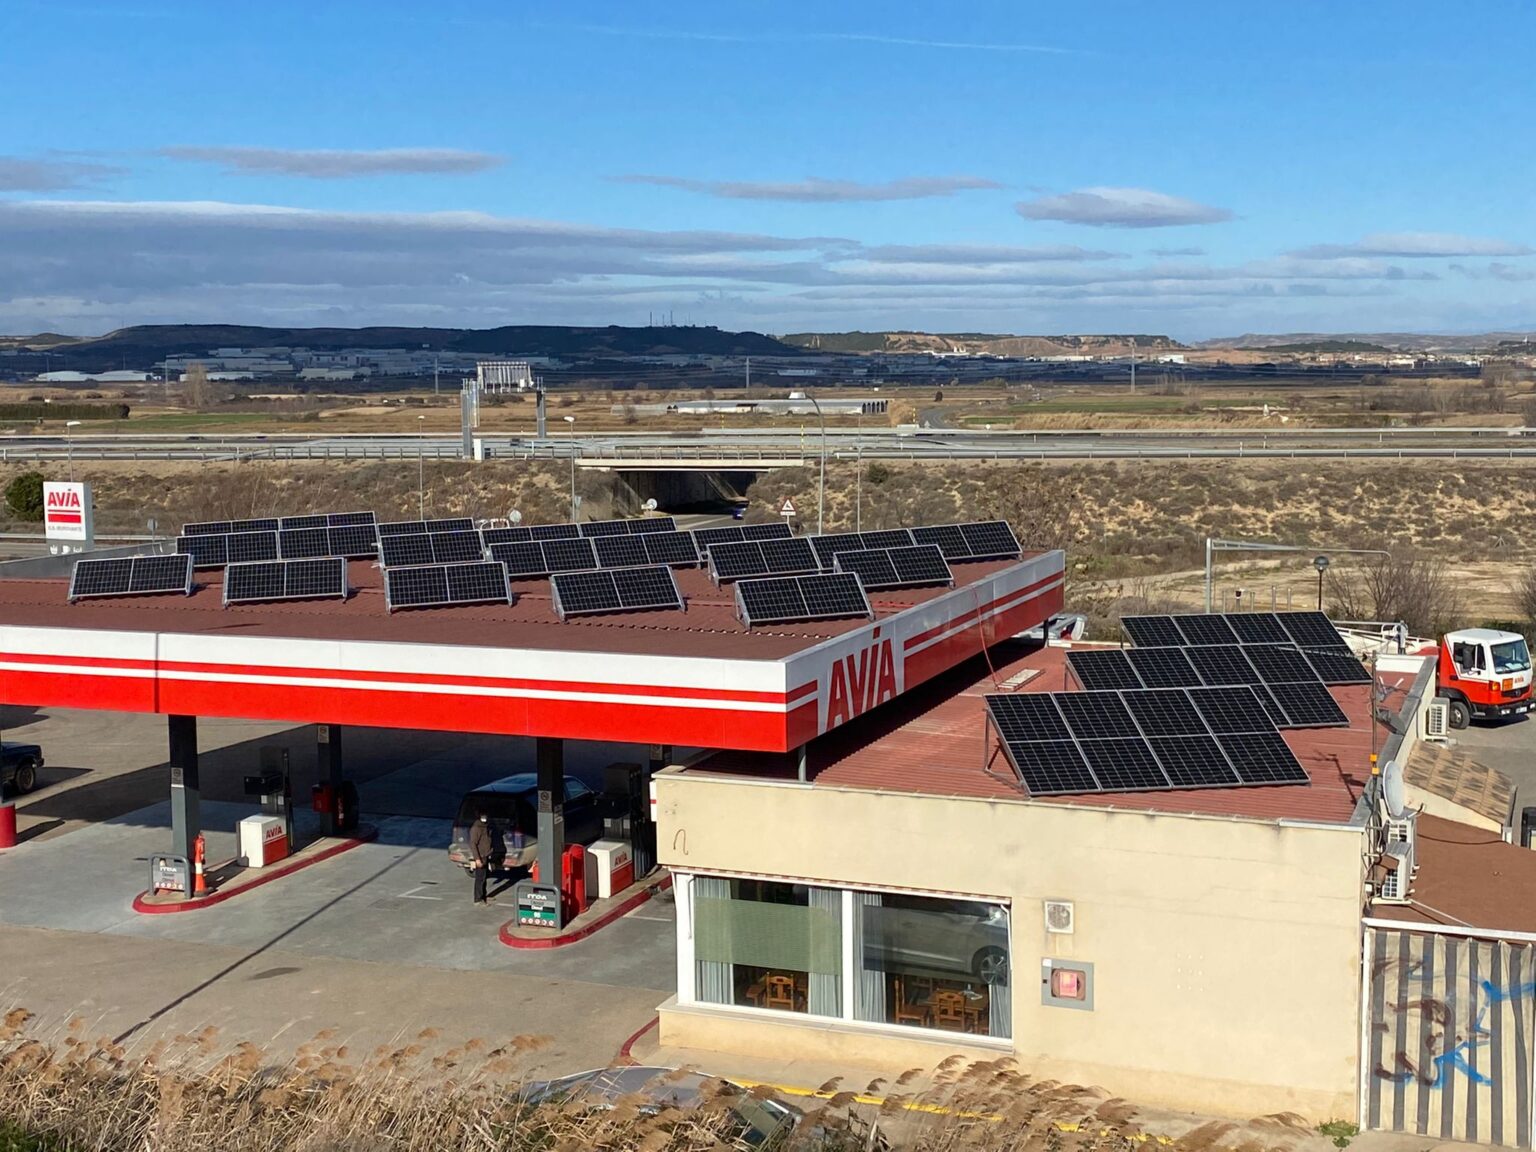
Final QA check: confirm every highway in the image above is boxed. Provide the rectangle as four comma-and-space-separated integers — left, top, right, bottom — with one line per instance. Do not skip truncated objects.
3, 425, 1535, 465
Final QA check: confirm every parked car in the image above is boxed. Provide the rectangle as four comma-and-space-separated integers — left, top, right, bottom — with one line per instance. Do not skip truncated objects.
447, 773, 601, 872
862, 896, 1010, 984
1, 741, 43, 798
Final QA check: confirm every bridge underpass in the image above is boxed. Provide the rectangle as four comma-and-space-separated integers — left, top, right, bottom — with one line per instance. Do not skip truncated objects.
582, 465, 778, 509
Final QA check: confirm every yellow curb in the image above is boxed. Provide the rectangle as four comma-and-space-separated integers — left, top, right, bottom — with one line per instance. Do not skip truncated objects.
730, 1077, 1177, 1142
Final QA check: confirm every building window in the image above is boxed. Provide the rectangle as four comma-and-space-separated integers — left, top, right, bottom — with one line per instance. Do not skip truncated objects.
694, 878, 843, 1017
853, 892, 1011, 1039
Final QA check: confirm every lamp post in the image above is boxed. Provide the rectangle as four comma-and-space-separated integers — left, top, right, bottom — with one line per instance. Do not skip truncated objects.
789, 392, 826, 535
855, 405, 863, 533
1313, 554, 1330, 612
563, 415, 578, 522
417, 415, 426, 520
65, 420, 82, 482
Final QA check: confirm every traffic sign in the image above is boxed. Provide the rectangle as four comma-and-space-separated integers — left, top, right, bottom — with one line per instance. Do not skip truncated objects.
778, 497, 798, 518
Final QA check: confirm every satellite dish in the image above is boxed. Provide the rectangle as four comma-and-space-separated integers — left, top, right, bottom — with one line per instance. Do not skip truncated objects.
1383, 759, 1407, 819
508, 509, 523, 525
644, 498, 658, 512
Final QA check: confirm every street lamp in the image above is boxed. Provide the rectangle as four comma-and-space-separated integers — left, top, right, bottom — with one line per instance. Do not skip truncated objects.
563, 415, 578, 522
788, 392, 825, 535
65, 420, 82, 482
1313, 555, 1330, 612
417, 415, 426, 520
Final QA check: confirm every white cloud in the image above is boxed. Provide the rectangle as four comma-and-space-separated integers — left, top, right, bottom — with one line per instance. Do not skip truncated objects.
158, 147, 505, 178
1149, 246, 1205, 257
1016, 187, 1234, 229
1288, 232, 1533, 259
617, 174, 1001, 203
0, 154, 123, 192
858, 243, 1122, 264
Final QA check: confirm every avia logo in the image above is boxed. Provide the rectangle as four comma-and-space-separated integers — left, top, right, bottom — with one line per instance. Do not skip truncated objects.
46, 489, 82, 510
825, 636, 899, 729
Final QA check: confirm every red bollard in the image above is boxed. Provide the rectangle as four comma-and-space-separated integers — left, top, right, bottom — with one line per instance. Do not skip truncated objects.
565, 843, 588, 914
0, 802, 16, 850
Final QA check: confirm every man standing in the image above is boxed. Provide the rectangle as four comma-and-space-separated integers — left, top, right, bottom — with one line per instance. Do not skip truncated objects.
470, 811, 494, 905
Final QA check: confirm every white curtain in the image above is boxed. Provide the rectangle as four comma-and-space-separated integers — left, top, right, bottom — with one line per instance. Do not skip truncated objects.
987, 919, 1011, 1039
853, 891, 887, 1023
693, 875, 734, 1004
806, 886, 842, 1017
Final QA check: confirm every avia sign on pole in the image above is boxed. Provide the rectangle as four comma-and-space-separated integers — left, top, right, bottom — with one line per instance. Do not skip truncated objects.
43, 481, 93, 554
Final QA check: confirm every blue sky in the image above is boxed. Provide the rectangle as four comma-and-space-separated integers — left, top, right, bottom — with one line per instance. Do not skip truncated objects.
1, 0, 1532, 339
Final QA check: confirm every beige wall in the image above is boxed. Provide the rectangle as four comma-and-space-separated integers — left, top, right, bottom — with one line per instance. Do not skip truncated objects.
657, 771, 1366, 1121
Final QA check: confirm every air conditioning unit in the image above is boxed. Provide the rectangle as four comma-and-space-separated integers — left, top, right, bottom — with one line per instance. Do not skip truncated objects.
1423, 698, 1450, 741
1386, 811, 1419, 858
1377, 844, 1415, 903
1044, 899, 1075, 934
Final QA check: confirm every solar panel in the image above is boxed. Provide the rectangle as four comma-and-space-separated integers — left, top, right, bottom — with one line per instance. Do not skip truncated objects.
180, 521, 230, 537
482, 526, 532, 546
1226, 612, 1291, 645
278, 527, 332, 560
424, 518, 475, 534
1243, 644, 1322, 684
1253, 684, 1291, 728
709, 541, 770, 583
384, 561, 511, 612
735, 572, 872, 627
579, 519, 631, 538
1054, 691, 1141, 739
69, 554, 193, 601
226, 530, 279, 564
1303, 648, 1373, 685
834, 549, 899, 591
909, 524, 969, 559
178, 534, 227, 568
223, 557, 348, 606
860, 528, 915, 551
430, 530, 486, 565
541, 537, 600, 573
594, 535, 650, 568
694, 526, 744, 553
279, 514, 328, 531
1175, 614, 1240, 646
328, 523, 380, 559
1276, 611, 1349, 650
1122, 688, 1208, 736
809, 532, 871, 570
985, 693, 1071, 742
529, 523, 581, 541
760, 537, 819, 575
1266, 681, 1350, 728
377, 520, 426, 537
549, 565, 683, 620
1009, 740, 1100, 796
1125, 646, 1203, 689
1185, 686, 1276, 734
1148, 735, 1241, 787
740, 521, 793, 541
1186, 645, 1262, 686
578, 516, 679, 538
488, 541, 547, 579
1079, 738, 1173, 791
957, 520, 1021, 560
1066, 649, 1142, 692
327, 511, 377, 527
380, 534, 433, 568
1121, 615, 1187, 648
1218, 731, 1310, 785
641, 531, 700, 567
630, 516, 678, 535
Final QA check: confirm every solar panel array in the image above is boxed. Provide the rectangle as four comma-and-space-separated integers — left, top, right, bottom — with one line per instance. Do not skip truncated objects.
69, 554, 194, 601
735, 572, 873, 627
577, 516, 678, 538
377, 517, 475, 537
808, 529, 915, 570
181, 517, 279, 537
1123, 611, 1351, 652
223, 557, 348, 606
833, 544, 953, 591
380, 530, 485, 568
488, 538, 600, 579
1066, 646, 1350, 728
909, 521, 1023, 562
986, 684, 1309, 797
550, 565, 684, 620
708, 537, 820, 583
384, 561, 513, 612
693, 522, 794, 554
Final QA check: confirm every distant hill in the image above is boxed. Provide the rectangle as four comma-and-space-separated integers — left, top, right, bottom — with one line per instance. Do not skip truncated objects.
4, 324, 796, 371
1238, 339, 1392, 354
781, 331, 1183, 356
1203, 331, 1536, 352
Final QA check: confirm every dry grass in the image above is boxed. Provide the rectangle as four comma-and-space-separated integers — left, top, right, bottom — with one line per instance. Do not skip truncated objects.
0, 1009, 1305, 1152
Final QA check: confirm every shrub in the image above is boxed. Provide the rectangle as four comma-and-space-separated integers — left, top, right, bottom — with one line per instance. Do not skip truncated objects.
4, 472, 45, 521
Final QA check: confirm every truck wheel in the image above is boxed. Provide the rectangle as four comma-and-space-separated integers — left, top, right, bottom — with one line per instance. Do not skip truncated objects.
12, 759, 37, 794
1448, 699, 1471, 730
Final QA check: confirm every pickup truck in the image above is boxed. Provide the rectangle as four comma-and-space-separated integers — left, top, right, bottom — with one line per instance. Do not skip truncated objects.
1, 742, 43, 797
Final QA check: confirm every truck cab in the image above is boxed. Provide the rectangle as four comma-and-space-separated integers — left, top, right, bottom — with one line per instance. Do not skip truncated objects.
1437, 628, 1533, 728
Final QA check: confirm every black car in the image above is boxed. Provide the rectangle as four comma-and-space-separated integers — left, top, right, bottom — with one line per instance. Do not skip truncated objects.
1, 742, 43, 797
448, 773, 602, 872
